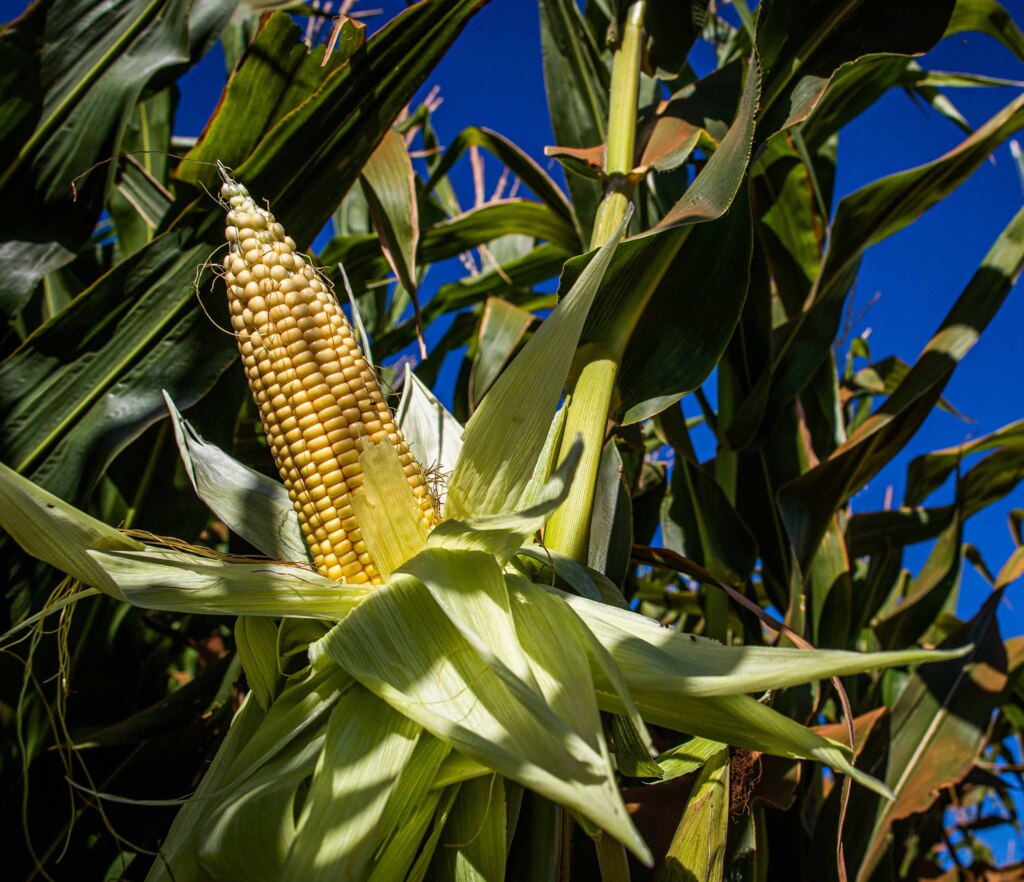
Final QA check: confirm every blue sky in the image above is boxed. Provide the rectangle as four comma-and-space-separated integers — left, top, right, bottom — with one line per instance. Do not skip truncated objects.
168, 1, 1024, 644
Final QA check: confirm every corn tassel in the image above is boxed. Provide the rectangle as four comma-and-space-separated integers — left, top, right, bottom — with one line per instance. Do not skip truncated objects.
218, 170, 435, 584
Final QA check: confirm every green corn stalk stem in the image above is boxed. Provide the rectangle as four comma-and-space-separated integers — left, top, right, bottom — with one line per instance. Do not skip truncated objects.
545, 0, 646, 565
590, 0, 646, 249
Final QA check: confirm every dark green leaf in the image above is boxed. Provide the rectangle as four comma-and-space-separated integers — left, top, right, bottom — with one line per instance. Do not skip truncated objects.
0, 0, 234, 316
754, 0, 956, 138
905, 418, 1024, 505
615, 188, 754, 423
779, 203, 1024, 569
946, 0, 1024, 63
361, 128, 420, 298
860, 592, 1008, 879
538, 0, 609, 237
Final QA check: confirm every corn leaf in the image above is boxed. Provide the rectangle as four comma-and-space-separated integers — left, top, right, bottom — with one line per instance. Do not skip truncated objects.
0, 0, 234, 317
856, 592, 1009, 880
560, 590, 967, 698
0, 460, 143, 597
367, 784, 448, 882
658, 737, 729, 782
235, 617, 282, 710
352, 439, 430, 576
945, 0, 1024, 63
315, 573, 650, 862
164, 392, 308, 563
281, 686, 423, 881
904, 418, 1024, 505
735, 94, 1024, 449
145, 694, 268, 882
754, 0, 956, 138
0, 0, 487, 509
431, 775, 507, 882
538, 0, 608, 237
779, 202, 1024, 568
430, 439, 582, 564
88, 546, 370, 618
361, 128, 421, 297
471, 298, 535, 410
199, 730, 324, 882
446, 212, 628, 519
396, 364, 465, 489
425, 127, 577, 237
594, 675, 887, 797
0, 462, 372, 618
400, 547, 542, 696
656, 746, 730, 882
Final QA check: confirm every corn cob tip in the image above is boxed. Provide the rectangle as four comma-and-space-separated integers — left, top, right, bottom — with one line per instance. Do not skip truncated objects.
218, 170, 437, 585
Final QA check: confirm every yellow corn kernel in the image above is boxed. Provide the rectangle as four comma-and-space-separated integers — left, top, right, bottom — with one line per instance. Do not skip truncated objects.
218, 170, 436, 584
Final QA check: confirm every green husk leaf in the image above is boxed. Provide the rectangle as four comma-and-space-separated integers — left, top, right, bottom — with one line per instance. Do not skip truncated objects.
656, 746, 730, 882
164, 392, 307, 563
657, 736, 729, 782
429, 439, 582, 564
396, 364, 465, 492
351, 439, 430, 576
445, 211, 629, 519
280, 686, 423, 881
235, 616, 281, 710
314, 572, 650, 863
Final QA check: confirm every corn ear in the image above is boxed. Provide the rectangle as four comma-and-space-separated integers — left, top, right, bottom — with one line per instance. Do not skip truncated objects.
218, 168, 436, 584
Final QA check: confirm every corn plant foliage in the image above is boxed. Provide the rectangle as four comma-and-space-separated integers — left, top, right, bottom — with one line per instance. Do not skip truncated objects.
0, 0, 234, 321
2, 0, 1024, 879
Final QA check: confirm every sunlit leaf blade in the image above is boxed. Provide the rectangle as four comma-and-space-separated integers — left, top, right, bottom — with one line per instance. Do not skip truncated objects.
367, 754, 453, 881
175, 13, 364, 185
559, 590, 966, 698
315, 573, 650, 862
361, 128, 420, 297
471, 297, 535, 409
595, 671, 888, 797
446, 213, 628, 518
430, 440, 581, 564
657, 736, 728, 782
399, 547, 541, 694
351, 440, 429, 576
0, 461, 143, 596
164, 392, 308, 563
199, 733, 323, 881
0, 461, 370, 618
847, 439, 1024, 555
396, 365, 464, 507
89, 546, 370, 618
